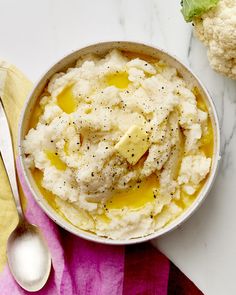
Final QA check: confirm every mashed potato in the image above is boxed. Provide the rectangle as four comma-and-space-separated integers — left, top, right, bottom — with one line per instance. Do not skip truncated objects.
23, 50, 213, 239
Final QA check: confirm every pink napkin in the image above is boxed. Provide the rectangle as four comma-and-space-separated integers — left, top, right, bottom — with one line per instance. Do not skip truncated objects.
0, 159, 203, 295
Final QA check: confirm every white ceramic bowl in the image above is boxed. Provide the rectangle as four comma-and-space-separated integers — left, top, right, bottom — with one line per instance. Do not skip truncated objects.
19, 41, 220, 245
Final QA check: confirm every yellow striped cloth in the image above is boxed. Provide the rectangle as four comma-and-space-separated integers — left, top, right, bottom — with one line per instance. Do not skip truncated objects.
0, 61, 32, 272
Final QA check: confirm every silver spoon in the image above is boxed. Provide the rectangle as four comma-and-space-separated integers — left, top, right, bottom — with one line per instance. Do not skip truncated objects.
0, 98, 51, 292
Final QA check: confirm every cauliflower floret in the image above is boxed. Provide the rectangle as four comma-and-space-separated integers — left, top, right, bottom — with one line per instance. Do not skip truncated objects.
194, 0, 236, 80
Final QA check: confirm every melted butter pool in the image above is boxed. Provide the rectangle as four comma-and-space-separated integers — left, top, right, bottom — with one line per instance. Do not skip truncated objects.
106, 72, 129, 89
57, 84, 77, 114
200, 120, 214, 158
32, 169, 57, 208
193, 87, 214, 158
28, 84, 77, 129
29, 104, 43, 129
45, 151, 67, 171
106, 174, 158, 210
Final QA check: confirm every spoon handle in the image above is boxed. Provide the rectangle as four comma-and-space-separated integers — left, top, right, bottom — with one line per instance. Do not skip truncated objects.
0, 98, 23, 219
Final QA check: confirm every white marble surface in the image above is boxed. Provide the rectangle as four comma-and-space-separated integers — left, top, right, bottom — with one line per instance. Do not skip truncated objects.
0, 0, 235, 294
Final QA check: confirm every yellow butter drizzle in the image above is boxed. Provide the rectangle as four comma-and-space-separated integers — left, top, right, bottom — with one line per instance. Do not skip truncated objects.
192, 86, 214, 158
45, 151, 67, 171
29, 104, 43, 129
57, 84, 77, 114
106, 174, 158, 210
64, 142, 69, 155
32, 169, 57, 208
200, 120, 214, 158
106, 72, 129, 89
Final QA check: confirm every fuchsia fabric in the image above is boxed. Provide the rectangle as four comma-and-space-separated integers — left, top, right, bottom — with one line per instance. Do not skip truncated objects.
0, 160, 203, 295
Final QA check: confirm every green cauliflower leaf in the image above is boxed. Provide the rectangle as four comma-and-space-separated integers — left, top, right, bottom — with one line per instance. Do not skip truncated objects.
181, 0, 220, 22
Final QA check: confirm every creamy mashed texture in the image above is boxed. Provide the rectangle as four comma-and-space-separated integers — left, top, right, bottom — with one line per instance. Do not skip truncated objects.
23, 50, 213, 240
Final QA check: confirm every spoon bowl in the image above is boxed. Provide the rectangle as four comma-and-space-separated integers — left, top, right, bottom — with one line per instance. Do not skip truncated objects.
0, 97, 51, 291
7, 220, 51, 292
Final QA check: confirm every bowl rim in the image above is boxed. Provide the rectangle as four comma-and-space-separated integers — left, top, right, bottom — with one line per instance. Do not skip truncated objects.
18, 41, 221, 245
